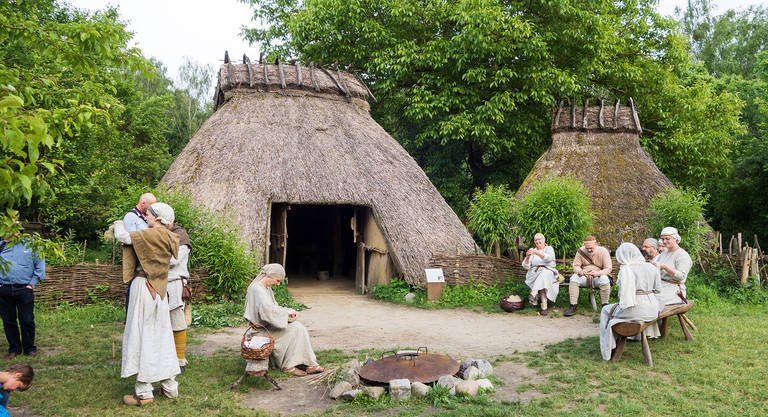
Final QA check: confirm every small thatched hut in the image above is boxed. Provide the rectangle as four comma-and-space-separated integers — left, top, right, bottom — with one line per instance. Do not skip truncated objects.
516, 99, 674, 249
162, 56, 478, 289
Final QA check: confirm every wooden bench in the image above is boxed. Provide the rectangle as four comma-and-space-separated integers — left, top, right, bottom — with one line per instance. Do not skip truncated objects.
610, 300, 696, 366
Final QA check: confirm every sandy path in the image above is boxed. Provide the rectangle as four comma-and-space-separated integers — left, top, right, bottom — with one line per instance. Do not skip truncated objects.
192, 278, 598, 357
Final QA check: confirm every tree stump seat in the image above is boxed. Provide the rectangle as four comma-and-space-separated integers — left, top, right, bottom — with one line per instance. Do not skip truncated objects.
610, 300, 695, 366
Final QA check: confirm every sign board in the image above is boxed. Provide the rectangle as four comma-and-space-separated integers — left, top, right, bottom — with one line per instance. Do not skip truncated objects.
425, 268, 445, 301
425, 268, 445, 283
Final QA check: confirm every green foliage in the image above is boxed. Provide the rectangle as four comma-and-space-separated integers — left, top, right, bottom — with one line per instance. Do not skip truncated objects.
190, 300, 245, 328
371, 277, 528, 312
272, 279, 308, 311
467, 184, 514, 255
687, 264, 768, 306
241, 0, 742, 212
512, 176, 593, 256
647, 188, 711, 261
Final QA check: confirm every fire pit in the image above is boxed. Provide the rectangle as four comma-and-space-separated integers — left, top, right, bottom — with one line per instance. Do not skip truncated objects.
358, 347, 459, 384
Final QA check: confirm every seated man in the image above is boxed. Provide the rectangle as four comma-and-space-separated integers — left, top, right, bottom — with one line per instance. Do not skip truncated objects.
564, 236, 612, 316
641, 238, 661, 262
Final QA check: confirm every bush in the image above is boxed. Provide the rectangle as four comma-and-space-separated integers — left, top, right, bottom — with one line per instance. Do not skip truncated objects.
512, 176, 593, 256
647, 188, 711, 261
467, 184, 515, 255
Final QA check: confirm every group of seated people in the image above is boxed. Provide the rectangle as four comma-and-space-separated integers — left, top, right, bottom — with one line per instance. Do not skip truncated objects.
521, 227, 693, 359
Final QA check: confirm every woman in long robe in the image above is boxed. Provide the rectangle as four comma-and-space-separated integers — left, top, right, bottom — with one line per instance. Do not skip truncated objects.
243, 264, 324, 376
522, 233, 559, 315
652, 227, 692, 306
599, 242, 662, 360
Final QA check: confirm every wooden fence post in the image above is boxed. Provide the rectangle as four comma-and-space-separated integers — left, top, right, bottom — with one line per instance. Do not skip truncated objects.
741, 243, 752, 285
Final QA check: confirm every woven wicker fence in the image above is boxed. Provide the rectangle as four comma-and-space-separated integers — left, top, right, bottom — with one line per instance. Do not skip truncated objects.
429, 255, 620, 286
35, 264, 209, 306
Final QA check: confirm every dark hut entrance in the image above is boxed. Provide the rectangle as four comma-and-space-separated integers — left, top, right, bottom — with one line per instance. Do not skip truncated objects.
267, 204, 395, 293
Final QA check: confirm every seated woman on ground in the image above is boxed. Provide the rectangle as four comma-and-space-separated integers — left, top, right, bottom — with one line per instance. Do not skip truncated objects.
521, 233, 559, 316
599, 242, 662, 360
243, 264, 324, 376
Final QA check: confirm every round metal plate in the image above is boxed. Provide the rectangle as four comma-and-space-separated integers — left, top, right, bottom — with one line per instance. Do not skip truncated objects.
359, 353, 460, 384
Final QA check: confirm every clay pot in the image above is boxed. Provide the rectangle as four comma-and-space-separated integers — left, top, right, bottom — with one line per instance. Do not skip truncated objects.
500, 294, 524, 312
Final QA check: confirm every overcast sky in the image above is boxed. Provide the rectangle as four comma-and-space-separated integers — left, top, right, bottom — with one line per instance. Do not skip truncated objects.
66, 0, 765, 85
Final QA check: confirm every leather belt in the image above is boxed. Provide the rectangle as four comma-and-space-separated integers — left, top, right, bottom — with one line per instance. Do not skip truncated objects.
0, 284, 29, 288
635, 290, 654, 295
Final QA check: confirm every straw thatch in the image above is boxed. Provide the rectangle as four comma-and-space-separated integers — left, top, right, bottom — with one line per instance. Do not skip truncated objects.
517, 99, 674, 249
161, 60, 478, 285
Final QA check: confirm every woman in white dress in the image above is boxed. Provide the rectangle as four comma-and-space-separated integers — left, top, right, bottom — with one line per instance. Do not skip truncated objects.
522, 233, 559, 315
599, 242, 662, 360
243, 264, 324, 376
652, 227, 692, 306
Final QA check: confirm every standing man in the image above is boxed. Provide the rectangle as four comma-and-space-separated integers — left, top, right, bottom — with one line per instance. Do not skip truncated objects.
0, 234, 45, 359
123, 193, 157, 232
564, 236, 612, 317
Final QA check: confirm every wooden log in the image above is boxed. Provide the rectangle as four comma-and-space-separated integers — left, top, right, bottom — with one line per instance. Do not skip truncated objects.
598, 98, 605, 128
611, 335, 627, 361
641, 331, 653, 366
570, 98, 576, 128
336, 64, 351, 98
295, 62, 302, 86
319, 66, 346, 96
310, 64, 319, 91
741, 244, 751, 285
353, 72, 377, 103
629, 97, 642, 134
224, 50, 230, 63
613, 98, 620, 129
659, 317, 668, 339
246, 60, 254, 87
718, 231, 722, 255
277, 59, 286, 89
678, 314, 694, 341
751, 247, 760, 282
680, 313, 697, 331
263, 62, 269, 84
226, 62, 233, 89
553, 99, 564, 130
582, 98, 589, 129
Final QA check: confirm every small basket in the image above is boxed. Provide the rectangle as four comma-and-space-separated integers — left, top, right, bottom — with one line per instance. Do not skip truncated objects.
500, 294, 525, 312
241, 323, 274, 360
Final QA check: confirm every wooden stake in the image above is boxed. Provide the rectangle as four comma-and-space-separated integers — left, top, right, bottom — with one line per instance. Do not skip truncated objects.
81, 240, 87, 264
741, 244, 751, 285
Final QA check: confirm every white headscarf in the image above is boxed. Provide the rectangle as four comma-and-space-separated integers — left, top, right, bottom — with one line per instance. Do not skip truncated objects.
616, 242, 645, 309
660, 226, 681, 243
259, 263, 286, 281
147, 202, 174, 225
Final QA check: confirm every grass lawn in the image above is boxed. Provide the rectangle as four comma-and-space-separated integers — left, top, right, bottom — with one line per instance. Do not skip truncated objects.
2, 299, 767, 416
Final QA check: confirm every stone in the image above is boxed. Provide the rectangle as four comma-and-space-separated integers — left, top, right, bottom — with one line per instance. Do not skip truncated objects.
340, 389, 363, 401
330, 381, 353, 399
363, 386, 385, 400
411, 381, 429, 398
341, 368, 360, 386
462, 365, 479, 380
404, 292, 416, 303
437, 375, 461, 390
468, 359, 493, 377
476, 378, 494, 391
346, 359, 362, 373
389, 379, 411, 401
455, 380, 479, 397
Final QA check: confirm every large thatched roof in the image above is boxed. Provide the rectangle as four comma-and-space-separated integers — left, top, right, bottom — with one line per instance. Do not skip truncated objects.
161, 60, 478, 285
517, 99, 674, 249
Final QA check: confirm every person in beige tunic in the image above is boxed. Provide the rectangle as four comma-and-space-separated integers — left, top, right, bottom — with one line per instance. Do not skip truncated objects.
565, 236, 612, 316
243, 264, 324, 376
652, 227, 692, 306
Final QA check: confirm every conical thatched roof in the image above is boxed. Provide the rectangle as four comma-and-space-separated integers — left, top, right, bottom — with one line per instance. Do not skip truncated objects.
161, 59, 478, 285
516, 99, 674, 249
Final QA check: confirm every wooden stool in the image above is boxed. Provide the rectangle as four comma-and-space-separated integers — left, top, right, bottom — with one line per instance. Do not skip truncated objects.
230, 359, 282, 391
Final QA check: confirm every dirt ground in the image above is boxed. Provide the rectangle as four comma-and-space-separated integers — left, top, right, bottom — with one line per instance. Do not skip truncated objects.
191, 277, 599, 416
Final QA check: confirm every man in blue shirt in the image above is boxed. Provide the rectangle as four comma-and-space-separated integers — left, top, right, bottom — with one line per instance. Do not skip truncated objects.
123, 193, 157, 232
0, 237, 45, 359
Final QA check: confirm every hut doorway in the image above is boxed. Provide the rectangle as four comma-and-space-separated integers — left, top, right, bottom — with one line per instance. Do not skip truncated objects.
267, 203, 394, 293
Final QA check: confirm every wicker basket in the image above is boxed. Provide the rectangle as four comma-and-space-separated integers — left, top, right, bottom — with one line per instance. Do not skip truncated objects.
241, 323, 274, 360
500, 294, 525, 312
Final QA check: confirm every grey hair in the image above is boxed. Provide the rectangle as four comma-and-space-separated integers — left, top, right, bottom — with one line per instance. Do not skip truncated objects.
643, 238, 660, 249
139, 192, 156, 204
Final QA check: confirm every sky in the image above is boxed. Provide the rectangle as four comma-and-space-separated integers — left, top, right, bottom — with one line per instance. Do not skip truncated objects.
66, 0, 765, 85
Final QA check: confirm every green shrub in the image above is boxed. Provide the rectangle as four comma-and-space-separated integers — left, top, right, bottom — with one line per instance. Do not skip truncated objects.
647, 188, 711, 261
512, 176, 593, 256
371, 277, 528, 311
467, 184, 515, 255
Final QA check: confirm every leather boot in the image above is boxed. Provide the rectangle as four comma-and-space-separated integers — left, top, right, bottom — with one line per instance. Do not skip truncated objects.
564, 304, 578, 316
123, 395, 152, 406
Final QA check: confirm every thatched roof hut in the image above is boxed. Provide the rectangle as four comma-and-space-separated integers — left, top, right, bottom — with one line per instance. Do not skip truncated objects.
516, 99, 674, 249
161, 56, 478, 287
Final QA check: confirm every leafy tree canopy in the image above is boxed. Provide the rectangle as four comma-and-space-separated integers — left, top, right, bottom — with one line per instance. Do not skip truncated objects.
241, 0, 742, 215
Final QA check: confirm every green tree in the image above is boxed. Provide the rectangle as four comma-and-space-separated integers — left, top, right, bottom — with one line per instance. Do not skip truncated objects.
168, 58, 214, 156
647, 188, 711, 261
0, 0, 150, 252
466, 184, 514, 256
241, 0, 742, 213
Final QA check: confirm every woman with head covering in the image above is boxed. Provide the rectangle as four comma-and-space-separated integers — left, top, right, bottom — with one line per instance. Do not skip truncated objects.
521, 233, 559, 315
243, 264, 324, 376
652, 227, 693, 306
599, 243, 662, 360
113, 202, 181, 406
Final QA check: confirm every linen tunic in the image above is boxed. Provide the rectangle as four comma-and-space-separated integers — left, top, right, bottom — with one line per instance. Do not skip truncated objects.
522, 246, 559, 302
657, 247, 692, 306
243, 280, 318, 370
599, 260, 662, 360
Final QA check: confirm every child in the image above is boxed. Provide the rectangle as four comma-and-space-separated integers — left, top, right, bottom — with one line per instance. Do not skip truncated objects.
0, 364, 33, 417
